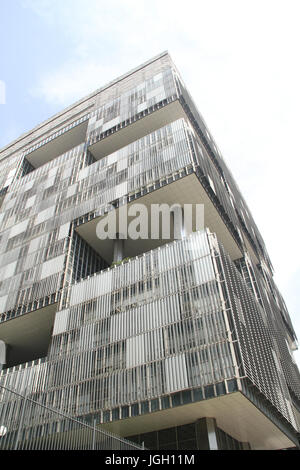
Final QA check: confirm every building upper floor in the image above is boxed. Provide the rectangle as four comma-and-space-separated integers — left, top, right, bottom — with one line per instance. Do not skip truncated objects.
0, 52, 273, 277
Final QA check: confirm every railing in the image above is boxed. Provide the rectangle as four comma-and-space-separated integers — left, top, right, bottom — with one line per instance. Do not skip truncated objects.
0, 384, 144, 450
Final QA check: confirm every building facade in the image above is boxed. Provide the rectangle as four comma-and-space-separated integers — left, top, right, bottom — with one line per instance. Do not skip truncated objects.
0, 52, 299, 450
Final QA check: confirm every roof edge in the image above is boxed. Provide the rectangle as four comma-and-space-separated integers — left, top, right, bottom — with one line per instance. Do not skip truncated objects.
0, 51, 171, 156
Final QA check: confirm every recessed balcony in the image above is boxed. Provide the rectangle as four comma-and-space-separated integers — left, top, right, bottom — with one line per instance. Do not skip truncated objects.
23, 118, 89, 170
0, 303, 57, 369
104, 391, 296, 450
76, 172, 242, 267
88, 99, 184, 161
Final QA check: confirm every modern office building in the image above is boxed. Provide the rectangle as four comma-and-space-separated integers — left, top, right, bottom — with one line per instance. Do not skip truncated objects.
0, 52, 299, 450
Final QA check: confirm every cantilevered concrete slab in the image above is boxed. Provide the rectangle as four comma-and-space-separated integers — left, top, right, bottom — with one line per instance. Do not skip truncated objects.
0, 304, 57, 368
88, 100, 184, 160
26, 121, 88, 169
103, 391, 296, 450
76, 173, 243, 265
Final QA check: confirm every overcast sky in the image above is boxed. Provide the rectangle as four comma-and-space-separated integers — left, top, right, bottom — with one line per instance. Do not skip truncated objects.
0, 0, 299, 366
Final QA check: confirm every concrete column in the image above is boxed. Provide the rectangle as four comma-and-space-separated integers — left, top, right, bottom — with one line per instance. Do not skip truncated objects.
172, 205, 185, 240
195, 418, 219, 450
113, 234, 124, 263
0, 340, 6, 372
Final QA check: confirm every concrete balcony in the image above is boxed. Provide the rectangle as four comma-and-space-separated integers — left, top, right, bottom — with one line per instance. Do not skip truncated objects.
0, 303, 57, 369
88, 98, 184, 160
23, 116, 89, 169
105, 389, 296, 450
76, 171, 243, 267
